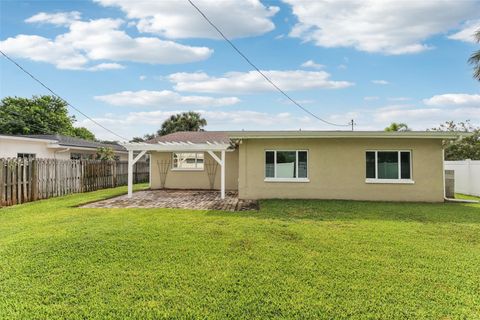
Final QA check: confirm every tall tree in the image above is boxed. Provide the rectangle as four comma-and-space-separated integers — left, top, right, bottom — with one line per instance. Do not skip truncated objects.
0, 95, 96, 140
384, 122, 410, 132
72, 127, 96, 141
468, 29, 480, 81
96, 147, 116, 161
157, 111, 207, 136
431, 120, 480, 160
130, 134, 155, 143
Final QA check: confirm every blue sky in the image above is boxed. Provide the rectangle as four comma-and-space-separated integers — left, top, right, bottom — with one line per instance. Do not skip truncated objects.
1, 0, 479, 141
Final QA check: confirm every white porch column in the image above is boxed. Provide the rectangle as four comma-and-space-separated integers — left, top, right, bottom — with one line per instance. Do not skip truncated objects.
207, 150, 226, 200
127, 150, 133, 198
221, 150, 225, 199
127, 150, 147, 198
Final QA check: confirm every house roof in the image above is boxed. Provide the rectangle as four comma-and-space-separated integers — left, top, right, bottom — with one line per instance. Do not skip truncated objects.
23, 134, 127, 152
226, 130, 465, 140
122, 130, 463, 152
146, 131, 230, 144
146, 130, 463, 143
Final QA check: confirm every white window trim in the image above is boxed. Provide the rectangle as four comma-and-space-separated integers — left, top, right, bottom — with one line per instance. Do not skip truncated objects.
365, 178, 415, 184
366, 150, 414, 184
172, 152, 205, 171
264, 149, 309, 182
264, 178, 310, 183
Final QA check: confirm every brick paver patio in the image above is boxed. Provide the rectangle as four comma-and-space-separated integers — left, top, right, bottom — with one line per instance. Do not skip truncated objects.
81, 189, 258, 211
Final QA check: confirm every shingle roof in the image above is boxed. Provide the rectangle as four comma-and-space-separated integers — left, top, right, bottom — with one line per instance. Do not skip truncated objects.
24, 134, 126, 152
146, 131, 230, 144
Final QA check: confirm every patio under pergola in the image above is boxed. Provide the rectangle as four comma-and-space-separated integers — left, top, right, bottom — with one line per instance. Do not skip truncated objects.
124, 138, 232, 200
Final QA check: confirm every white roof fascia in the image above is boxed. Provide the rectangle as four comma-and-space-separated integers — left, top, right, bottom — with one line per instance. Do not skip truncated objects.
227, 131, 463, 140
122, 142, 231, 152
0, 135, 58, 144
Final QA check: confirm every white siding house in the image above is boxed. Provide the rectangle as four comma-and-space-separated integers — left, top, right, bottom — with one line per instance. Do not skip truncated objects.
0, 135, 128, 160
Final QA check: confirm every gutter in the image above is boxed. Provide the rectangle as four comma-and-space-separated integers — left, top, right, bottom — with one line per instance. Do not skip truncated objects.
54, 147, 70, 159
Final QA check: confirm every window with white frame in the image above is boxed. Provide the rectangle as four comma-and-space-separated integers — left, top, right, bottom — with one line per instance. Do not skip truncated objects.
366, 150, 412, 182
172, 152, 204, 170
265, 150, 308, 181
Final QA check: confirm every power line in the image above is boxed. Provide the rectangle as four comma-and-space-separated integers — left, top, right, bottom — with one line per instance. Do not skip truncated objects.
186, 0, 352, 128
0, 50, 128, 141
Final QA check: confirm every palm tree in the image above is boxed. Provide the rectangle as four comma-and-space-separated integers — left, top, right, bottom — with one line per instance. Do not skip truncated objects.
468, 29, 480, 81
157, 111, 207, 136
384, 122, 410, 132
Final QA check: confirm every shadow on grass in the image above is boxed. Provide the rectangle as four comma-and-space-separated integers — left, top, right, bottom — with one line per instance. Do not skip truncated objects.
205, 199, 480, 224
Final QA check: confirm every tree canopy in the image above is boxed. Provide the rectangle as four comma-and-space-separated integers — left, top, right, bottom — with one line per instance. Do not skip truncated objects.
0, 95, 96, 141
384, 122, 410, 132
157, 111, 207, 136
430, 120, 480, 160
131, 111, 207, 142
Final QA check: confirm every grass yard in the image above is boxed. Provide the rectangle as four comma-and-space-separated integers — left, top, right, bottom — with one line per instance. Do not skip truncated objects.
1, 186, 480, 319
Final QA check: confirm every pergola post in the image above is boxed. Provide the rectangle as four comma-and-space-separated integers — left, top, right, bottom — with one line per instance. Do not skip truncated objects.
127, 150, 133, 197
127, 150, 147, 198
207, 150, 226, 199
221, 150, 225, 199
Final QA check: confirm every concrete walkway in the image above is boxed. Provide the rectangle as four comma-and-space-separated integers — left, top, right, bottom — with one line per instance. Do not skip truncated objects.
81, 189, 258, 211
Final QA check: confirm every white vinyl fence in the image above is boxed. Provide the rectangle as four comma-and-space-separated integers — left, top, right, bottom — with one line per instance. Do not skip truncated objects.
445, 160, 480, 196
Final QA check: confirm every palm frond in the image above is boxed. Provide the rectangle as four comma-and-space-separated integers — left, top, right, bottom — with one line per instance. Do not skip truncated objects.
468, 49, 480, 81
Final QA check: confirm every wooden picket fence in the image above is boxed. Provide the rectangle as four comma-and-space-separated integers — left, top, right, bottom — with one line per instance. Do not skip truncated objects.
0, 158, 149, 207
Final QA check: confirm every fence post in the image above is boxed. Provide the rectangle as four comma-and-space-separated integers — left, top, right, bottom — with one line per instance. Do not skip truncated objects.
0, 159, 4, 206
31, 159, 38, 200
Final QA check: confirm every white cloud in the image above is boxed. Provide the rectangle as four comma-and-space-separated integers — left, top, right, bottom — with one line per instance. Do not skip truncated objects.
0, 18, 212, 70
77, 109, 315, 140
25, 11, 81, 26
94, 90, 240, 107
372, 80, 389, 85
364, 96, 380, 101
423, 93, 480, 107
87, 63, 125, 71
169, 70, 354, 93
327, 104, 480, 131
94, 0, 279, 39
139, 75, 147, 81
448, 20, 480, 43
284, 0, 480, 54
372, 105, 480, 127
301, 59, 325, 69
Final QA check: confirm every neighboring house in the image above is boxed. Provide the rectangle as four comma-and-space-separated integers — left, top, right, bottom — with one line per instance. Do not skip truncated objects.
124, 130, 462, 202
0, 134, 128, 160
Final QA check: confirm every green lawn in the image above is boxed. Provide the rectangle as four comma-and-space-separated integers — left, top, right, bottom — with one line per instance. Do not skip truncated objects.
1, 186, 479, 319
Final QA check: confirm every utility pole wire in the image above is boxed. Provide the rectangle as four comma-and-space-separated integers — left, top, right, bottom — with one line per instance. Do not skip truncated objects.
186, 0, 352, 128
0, 50, 128, 141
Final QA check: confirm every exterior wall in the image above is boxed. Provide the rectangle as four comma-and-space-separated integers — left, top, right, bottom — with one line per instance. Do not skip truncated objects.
445, 160, 480, 196
0, 138, 57, 158
238, 138, 445, 202
150, 149, 239, 190
0, 138, 128, 160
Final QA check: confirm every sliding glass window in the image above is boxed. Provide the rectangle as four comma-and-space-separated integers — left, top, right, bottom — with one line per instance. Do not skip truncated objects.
265, 150, 308, 181
365, 151, 412, 181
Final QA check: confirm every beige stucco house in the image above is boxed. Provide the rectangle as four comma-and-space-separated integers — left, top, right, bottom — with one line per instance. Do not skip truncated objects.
124, 131, 461, 202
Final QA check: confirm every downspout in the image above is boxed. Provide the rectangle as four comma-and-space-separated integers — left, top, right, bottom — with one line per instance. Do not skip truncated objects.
53, 147, 70, 159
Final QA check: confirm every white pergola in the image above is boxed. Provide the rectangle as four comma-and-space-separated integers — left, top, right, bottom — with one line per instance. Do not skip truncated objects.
122, 140, 232, 199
